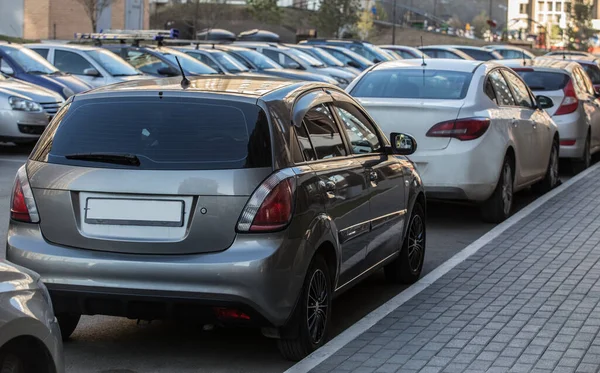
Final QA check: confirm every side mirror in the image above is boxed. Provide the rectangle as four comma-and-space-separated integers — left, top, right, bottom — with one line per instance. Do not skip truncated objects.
390, 132, 417, 156
373, 58, 382, 64
347, 60, 361, 69
536, 95, 554, 110
83, 68, 101, 77
157, 66, 179, 76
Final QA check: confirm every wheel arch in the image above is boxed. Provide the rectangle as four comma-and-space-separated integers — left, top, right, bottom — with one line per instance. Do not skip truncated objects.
0, 335, 56, 373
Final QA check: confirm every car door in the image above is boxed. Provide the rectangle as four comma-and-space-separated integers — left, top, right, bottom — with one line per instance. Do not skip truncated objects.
296, 100, 371, 287
54, 49, 105, 87
573, 66, 600, 152
486, 69, 534, 185
502, 68, 552, 178
331, 98, 407, 270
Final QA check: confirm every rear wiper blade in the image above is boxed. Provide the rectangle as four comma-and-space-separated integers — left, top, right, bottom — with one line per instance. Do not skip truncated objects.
64, 153, 141, 166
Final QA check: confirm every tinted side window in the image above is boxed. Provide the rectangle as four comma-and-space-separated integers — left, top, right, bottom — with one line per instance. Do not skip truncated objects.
295, 123, 317, 161
460, 49, 493, 61
327, 49, 350, 64
438, 50, 461, 59
484, 79, 498, 104
503, 70, 534, 108
303, 104, 346, 160
582, 64, 600, 85
197, 54, 220, 71
31, 48, 49, 59
575, 67, 594, 95
54, 50, 93, 74
334, 104, 382, 154
123, 50, 169, 75
488, 70, 516, 106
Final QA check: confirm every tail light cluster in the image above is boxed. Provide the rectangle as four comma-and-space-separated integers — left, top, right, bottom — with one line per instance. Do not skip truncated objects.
10, 165, 39, 223
237, 169, 296, 233
555, 79, 579, 116
426, 117, 491, 141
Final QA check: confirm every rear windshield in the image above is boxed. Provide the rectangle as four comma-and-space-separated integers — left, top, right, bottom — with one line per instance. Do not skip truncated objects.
32, 97, 272, 170
514, 70, 570, 91
351, 69, 473, 99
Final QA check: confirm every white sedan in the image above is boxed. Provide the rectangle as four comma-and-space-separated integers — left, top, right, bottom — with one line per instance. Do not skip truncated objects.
346, 59, 560, 222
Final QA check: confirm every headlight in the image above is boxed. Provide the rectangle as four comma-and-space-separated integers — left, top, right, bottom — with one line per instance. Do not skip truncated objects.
8, 97, 42, 112
62, 87, 75, 98
332, 76, 349, 85
36, 278, 54, 315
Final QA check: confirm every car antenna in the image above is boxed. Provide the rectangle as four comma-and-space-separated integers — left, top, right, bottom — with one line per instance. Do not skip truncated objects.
522, 49, 527, 66
174, 56, 190, 89
420, 36, 427, 67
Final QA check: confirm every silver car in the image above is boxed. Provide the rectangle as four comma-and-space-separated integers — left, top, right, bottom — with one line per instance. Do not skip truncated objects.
0, 260, 63, 373
27, 44, 149, 88
6, 75, 425, 361
0, 74, 64, 145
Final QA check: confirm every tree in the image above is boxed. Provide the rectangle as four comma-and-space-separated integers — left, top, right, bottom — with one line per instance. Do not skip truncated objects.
247, 0, 282, 24
182, 0, 229, 40
314, 0, 361, 37
374, 2, 387, 22
75, 0, 114, 32
471, 11, 490, 39
567, 2, 594, 51
356, 5, 374, 40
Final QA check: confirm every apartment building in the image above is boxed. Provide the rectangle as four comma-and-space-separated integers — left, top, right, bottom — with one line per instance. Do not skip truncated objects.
508, 0, 599, 33
0, 0, 150, 40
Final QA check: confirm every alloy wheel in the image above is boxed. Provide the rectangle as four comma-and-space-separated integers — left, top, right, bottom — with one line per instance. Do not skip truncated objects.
502, 163, 513, 216
307, 269, 329, 344
585, 138, 591, 168
550, 145, 559, 187
407, 215, 425, 272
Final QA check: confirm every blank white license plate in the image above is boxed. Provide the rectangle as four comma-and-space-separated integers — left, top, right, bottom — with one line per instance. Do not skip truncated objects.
84, 198, 184, 227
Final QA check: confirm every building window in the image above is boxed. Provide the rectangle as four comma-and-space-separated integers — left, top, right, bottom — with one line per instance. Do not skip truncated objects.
538, 14, 544, 23
520, 3, 528, 13
556, 2, 562, 11
538, 1, 544, 11
548, 1, 553, 11
566, 2, 572, 13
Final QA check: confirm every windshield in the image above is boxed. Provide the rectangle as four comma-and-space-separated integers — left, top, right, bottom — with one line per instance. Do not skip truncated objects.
351, 69, 473, 99
231, 49, 282, 70
85, 49, 141, 76
287, 49, 324, 67
310, 48, 344, 67
0, 45, 58, 74
159, 49, 217, 74
213, 51, 249, 72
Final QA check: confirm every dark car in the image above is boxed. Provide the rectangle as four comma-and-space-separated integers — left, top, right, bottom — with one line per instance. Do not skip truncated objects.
0, 42, 92, 99
6, 75, 425, 362
300, 39, 393, 63
315, 45, 374, 71
542, 55, 600, 94
213, 45, 340, 84
104, 44, 218, 77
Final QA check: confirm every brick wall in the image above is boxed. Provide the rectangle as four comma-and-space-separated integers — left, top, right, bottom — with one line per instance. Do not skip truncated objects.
23, 0, 50, 39
50, 0, 93, 39
112, 0, 126, 30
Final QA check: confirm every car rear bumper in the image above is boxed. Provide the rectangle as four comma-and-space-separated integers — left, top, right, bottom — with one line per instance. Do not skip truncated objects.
6, 222, 304, 327
553, 112, 587, 159
0, 109, 48, 140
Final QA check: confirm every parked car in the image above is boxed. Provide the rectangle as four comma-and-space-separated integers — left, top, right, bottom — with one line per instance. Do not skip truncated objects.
501, 58, 600, 172
175, 46, 267, 76
214, 45, 341, 84
0, 42, 92, 99
545, 50, 595, 58
285, 44, 360, 76
419, 46, 475, 60
425, 45, 503, 61
542, 55, 600, 94
0, 260, 63, 373
6, 75, 425, 361
234, 42, 355, 87
316, 45, 375, 71
379, 45, 427, 59
0, 73, 64, 145
300, 39, 393, 63
104, 44, 218, 77
347, 60, 559, 222
484, 45, 536, 60
27, 44, 149, 88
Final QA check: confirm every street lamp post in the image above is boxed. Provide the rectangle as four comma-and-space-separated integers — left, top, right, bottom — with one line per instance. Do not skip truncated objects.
392, 0, 397, 44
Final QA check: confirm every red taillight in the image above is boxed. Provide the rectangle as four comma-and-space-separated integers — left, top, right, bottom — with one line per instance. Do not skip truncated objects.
560, 139, 577, 146
426, 117, 491, 141
555, 79, 579, 115
250, 179, 293, 232
10, 179, 31, 222
214, 307, 251, 320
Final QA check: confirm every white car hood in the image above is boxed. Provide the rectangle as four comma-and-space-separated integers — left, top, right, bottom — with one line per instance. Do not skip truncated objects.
0, 79, 63, 103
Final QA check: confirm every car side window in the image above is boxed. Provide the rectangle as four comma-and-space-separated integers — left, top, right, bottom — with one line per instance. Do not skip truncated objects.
125, 51, 169, 75
197, 54, 221, 72
484, 79, 498, 104
295, 122, 317, 161
31, 48, 49, 60
502, 69, 534, 108
333, 104, 382, 154
571, 68, 589, 97
303, 104, 347, 160
438, 50, 461, 59
488, 70, 516, 106
54, 50, 93, 75
575, 67, 594, 96
328, 49, 350, 64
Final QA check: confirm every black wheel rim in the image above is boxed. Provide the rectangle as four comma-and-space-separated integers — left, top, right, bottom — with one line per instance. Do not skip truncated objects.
502, 162, 513, 216
407, 214, 425, 272
307, 269, 328, 344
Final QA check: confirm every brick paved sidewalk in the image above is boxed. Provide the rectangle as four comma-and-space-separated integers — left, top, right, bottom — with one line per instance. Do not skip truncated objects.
303, 166, 600, 373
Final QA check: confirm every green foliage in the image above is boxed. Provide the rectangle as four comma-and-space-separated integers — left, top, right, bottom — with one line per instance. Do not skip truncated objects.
550, 24, 562, 40
471, 11, 490, 39
374, 2, 387, 22
313, 0, 361, 37
567, 2, 593, 51
356, 6, 374, 40
247, 0, 282, 24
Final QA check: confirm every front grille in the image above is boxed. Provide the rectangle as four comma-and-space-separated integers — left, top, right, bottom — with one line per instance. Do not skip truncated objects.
40, 102, 61, 116
18, 124, 46, 135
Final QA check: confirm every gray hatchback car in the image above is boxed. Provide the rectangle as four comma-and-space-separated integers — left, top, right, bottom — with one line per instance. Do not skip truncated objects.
6, 75, 426, 360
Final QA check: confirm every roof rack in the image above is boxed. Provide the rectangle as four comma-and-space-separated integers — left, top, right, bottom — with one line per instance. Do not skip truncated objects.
163, 39, 234, 49
74, 29, 179, 46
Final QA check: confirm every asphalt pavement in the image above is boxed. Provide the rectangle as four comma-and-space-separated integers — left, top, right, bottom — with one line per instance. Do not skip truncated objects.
0, 143, 570, 373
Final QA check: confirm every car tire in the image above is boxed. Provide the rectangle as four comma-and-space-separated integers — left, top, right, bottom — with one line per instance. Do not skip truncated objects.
277, 255, 332, 361
573, 134, 591, 174
532, 140, 559, 194
0, 353, 24, 373
56, 313, 81, 340
384, 201, 426, 284
481, 156, 513, 223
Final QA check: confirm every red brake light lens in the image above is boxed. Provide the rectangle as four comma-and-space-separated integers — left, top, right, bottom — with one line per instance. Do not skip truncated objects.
11, 178, 31, 222
250, 179, 294, 232
426, 117, 491, 141
555, 79, 579, 116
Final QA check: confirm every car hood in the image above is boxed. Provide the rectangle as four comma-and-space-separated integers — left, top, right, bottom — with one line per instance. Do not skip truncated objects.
25, 73, 92, 95
262, 68, 337, 83
0, 79, 63, 103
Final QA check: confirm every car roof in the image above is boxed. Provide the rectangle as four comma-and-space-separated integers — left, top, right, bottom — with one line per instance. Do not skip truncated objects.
26, 43, 100, 51
498, 58, 577, 72
543, 54, 598, 63
176, 46, 222, 54
437, 45, 491, 52
485, 45, 524, 51
370, 59, 483, 72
